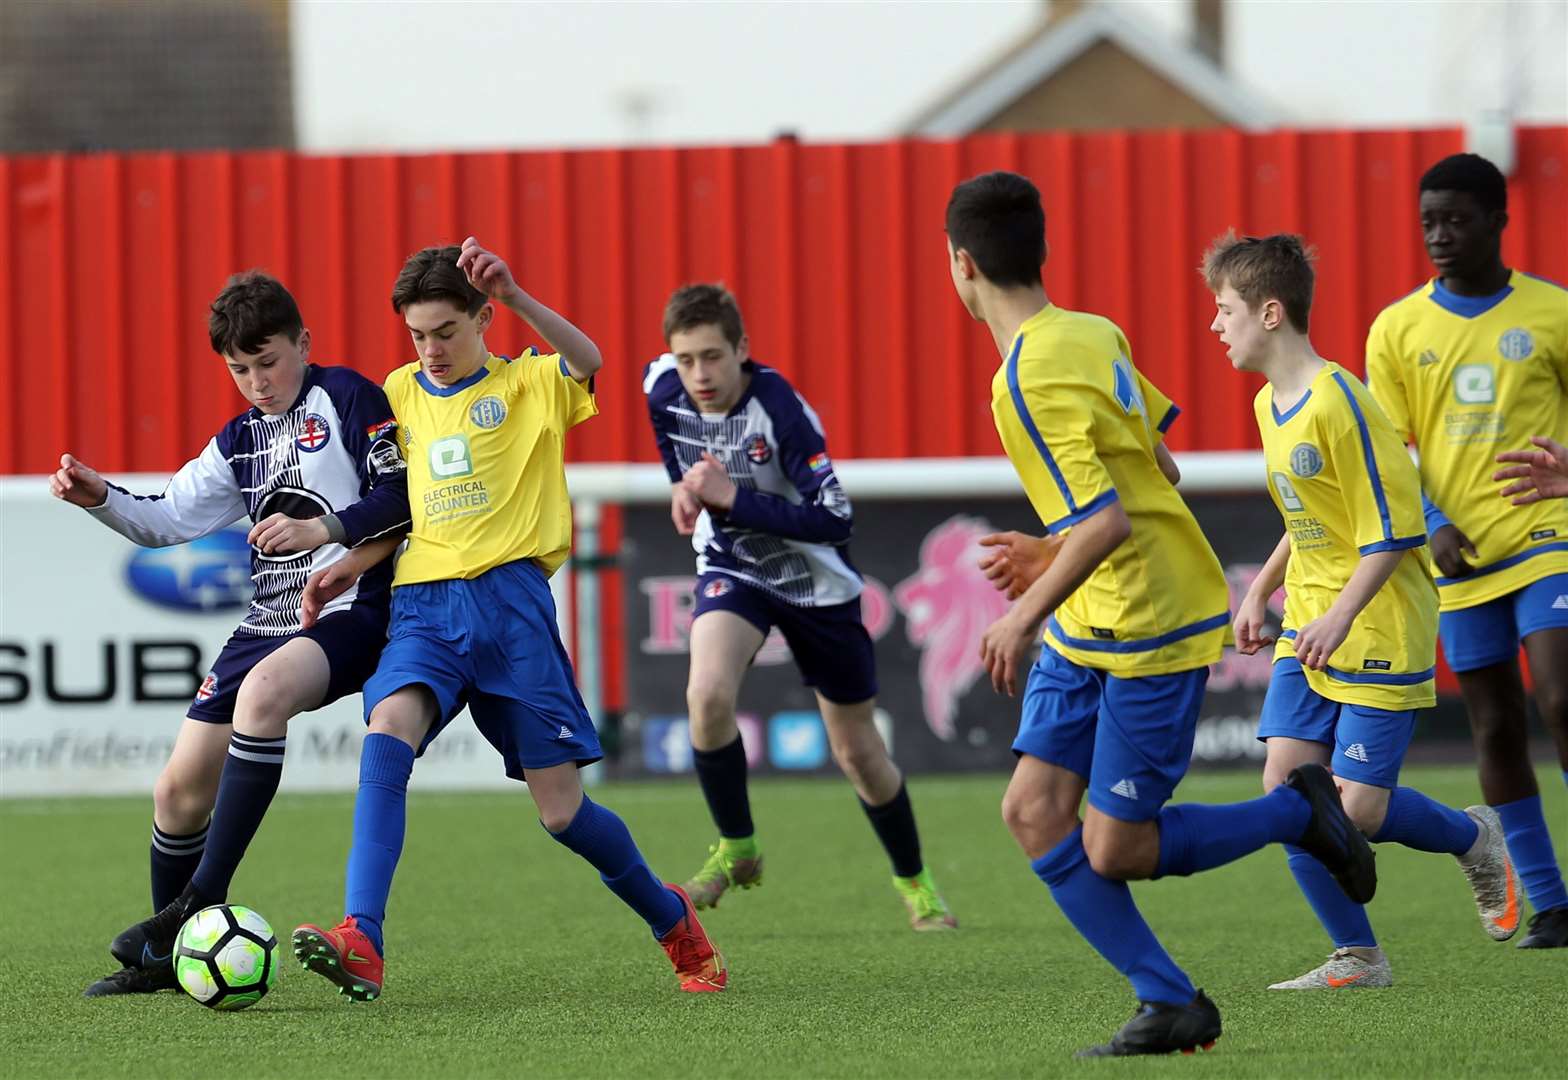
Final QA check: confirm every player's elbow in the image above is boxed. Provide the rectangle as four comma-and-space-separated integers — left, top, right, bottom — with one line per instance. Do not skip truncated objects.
568, 345, 604, 380
820, 518, 853, 544
1156, 445, 1180, 486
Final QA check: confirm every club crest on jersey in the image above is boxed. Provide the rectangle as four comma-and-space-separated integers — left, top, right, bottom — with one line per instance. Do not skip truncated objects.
470, 395, 507, 430
703, 577, 734, 599
296, 414, 331, 452
194, 671, 219, 702
1290, 443, 1323, 478
1498, 328, 1534, 362
744, 434, 773, 464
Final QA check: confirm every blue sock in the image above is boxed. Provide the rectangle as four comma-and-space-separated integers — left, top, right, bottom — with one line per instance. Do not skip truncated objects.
1369, 787, 1478, 854
1285, 845, 1377, 948
190, 733, 287, 904
150, 821, 208, 910
1495, 795, 1568, 912
548, 795, 685, 938
343, 734, 414, 957
1032, 827, 1195, 1005
1155, 785, 1310, 877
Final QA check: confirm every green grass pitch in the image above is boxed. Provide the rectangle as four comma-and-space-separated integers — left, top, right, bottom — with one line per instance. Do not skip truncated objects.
2, 765, 1564, 1079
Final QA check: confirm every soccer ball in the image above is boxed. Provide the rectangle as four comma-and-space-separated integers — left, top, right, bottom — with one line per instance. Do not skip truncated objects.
172, 904, 279, 1010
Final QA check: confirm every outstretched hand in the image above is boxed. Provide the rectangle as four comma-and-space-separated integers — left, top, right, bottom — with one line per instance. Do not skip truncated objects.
1494, 437, 1568, 506
977, 531, 1060, 600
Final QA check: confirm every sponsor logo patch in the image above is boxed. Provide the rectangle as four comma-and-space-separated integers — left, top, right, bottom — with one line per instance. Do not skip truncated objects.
1362, 659, 1392, 670
807, 451, 832, 474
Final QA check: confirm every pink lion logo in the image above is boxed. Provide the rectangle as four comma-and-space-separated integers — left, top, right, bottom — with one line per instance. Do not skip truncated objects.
893, 516, 1013, 741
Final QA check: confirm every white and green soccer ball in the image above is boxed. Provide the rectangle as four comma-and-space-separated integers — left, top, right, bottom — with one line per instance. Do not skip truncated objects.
173, 904, 279, 1011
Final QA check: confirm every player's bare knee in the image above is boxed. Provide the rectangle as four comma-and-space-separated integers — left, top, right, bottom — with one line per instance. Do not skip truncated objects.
1261, 761, 1293, 793
538, 805, 578, 834
153, 768, 214, 832
233, 681, 291, 738
531, 786, 584, 833
828, 735, 883, 788
685, 680, 737, 723
1470, 708, 1527, 758
1531, 680, 1568, 734
366, 702, 426, 749
1082, 831, 1146, 880
1001, 791, 1066, 853
1338, 785, 1389, 836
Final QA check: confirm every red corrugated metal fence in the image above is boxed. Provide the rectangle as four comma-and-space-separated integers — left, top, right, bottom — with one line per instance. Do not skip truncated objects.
3, 128, 1565, 476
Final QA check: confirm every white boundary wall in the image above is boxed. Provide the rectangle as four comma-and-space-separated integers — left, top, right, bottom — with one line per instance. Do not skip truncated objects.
0, 453, 1266, 797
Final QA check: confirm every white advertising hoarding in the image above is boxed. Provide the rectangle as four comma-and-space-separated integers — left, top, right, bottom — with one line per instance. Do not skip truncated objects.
0, 476, 561, 797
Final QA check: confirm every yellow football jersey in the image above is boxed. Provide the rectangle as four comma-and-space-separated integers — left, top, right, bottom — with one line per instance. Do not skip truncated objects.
1256, 363, 1437, 710
1366, 271, 1568, 611
386, 349, 596, 585
991, 305, 1229, 677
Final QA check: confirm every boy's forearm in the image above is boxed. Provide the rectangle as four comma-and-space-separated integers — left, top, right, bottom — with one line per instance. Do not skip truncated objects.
501, 288, 603, 379
1327, 549, 1403, 624
344, 534, 402, 576
1247, 533, 1293, 602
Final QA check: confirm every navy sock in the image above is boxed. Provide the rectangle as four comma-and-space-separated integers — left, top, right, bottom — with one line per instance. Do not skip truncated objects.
150, 821, 208, 911
1155, 785, 1310, 878
1285, 845, 1377, 948
548, 795, 685, 938
692, 736, 754, 839
860, 783, 924, 879
1495, 795, 1568, 912
189, 733, 287, 903
1033, 827, 1195, 1005
1369, 787, 1478, 854
343, 734, 415, 957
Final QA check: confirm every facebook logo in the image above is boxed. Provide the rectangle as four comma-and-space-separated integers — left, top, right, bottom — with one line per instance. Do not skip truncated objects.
769, 712, 828, 770
641, 716, 694, 773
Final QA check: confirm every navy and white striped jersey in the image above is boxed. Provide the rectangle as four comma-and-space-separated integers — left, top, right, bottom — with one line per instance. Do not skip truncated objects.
644, 356, 861, 607
87, 365, 410, 636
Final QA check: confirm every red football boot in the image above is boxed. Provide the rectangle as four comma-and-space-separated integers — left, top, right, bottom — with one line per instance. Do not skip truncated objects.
659, 885, 727, 992
292, 917, 384, 1002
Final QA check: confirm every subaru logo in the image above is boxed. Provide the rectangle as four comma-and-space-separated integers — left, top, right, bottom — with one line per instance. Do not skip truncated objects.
125, 528, 252, 612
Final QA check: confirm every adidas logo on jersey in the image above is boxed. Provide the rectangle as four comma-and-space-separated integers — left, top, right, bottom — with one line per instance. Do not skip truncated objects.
557, 726, 574, 740
1110, 779, 1139, 800
1345, 743, 1371, 764
1418, 349, 1441, 367
1553, 595, 1568, 611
